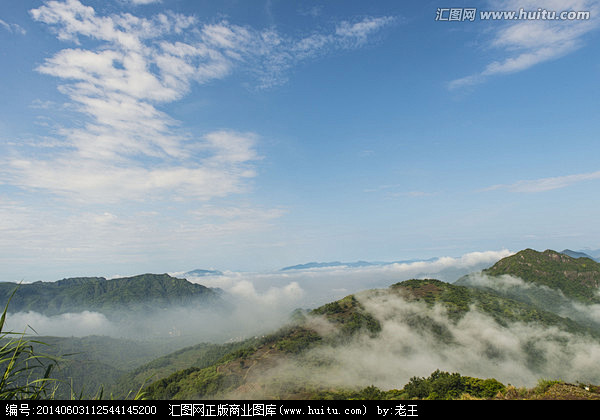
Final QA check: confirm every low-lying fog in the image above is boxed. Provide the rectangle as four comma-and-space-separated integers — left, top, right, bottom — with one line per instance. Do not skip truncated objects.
5, 250, 512, 340
6, 248, 600, 389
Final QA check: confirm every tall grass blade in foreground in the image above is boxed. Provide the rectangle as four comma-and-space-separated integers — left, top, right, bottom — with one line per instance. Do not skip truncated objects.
0, 286, 59, 399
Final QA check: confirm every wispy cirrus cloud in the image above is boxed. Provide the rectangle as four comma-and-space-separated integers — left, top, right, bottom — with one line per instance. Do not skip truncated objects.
483, 169, 600, 193
449, 0, 600, 89
0, 18, 26, 35
128, 0, 162, 5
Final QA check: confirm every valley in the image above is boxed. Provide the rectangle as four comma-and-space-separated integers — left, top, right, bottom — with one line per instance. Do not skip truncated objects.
2, 249, 600, 400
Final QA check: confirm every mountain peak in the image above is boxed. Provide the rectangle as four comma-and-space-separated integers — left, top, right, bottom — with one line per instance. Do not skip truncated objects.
483, 248, 600, 304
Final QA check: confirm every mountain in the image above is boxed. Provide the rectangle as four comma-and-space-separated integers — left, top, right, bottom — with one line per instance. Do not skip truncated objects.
580, 248, 600, 261
27, 335, 189, 399
0, 273, 223, 318
0, 273, 230, 398
476, 249, 600, 304
281, 261, 368, 270
8, 248, 600, 400
111, 338, 266, 398
185, 269, 223, 277
143, 276, 600, 399
561, 249, 598, 261
280, 258, 436, 271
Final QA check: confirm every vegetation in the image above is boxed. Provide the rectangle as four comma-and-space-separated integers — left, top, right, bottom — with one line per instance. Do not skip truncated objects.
3, 248, 600, 400
0, 274, 223, 317
399, 370, 505, 399
27, 335, 196, 399
143, 296, 387, 399
0, 286, 154, 400
143, 275, 600, 400
311, 372, 600, 400
497, 379, 600, 400
113, 338, 266, 398
0, 288, 59, 399
311, 295, 381, 338
391, 279, 591, 335
311, 370, 505, 400
483, 249, 600, 304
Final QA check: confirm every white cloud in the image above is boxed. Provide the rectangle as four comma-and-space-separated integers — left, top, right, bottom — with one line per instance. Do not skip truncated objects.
4, 1, 393, 203
5, 311, 114, 337
484, 170, 600, 193
5, 148, 256, 203
181, 249, 512, 309
335, 16, 395, 46
458, 271, 600, 328
189, 204, 286, 234
0, 1, 394, 278
129, 0, 161, 5
231, 290, 600, 396
449, 0, 600, 89
0, 18, 26, 35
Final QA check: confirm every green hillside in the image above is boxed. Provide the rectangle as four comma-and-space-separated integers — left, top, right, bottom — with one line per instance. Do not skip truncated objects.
109, 337, 280, 399
143, 278, 597, 399
481, 249, 600, 304
6, 249, 600, 400
0, 273, 223, 317
390, 279, 591, 334
25, 335, 205, 399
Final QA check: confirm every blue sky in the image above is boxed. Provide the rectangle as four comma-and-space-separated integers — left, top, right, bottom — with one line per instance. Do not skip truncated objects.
1, 0, 600, 281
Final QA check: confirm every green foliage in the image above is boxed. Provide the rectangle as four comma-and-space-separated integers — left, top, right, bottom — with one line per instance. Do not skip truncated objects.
0, 274, 223, 318
400, 370, 505, 400
144, 363, 245, 399
534, 378, 564, 395
392, 279, 593, 337
143, 274, 598, 400
310, 372, 506, 400
311, 295, 381, 337
484, 249, 600, 304
313, 385, 389, 400
0, 287, 59, 399
6, 249, 598, 401
274, 329, 321, 354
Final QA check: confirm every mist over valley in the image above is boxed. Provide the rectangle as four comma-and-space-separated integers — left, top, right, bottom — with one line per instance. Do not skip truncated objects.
3, 248, 600, 399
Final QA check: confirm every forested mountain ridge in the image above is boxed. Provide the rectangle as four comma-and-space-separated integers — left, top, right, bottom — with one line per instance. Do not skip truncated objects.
143, 277, 599, 399
143, 293, 383, 399
0, 273, 223, 317
480, 249, 600, 304
5, 248, 600, 400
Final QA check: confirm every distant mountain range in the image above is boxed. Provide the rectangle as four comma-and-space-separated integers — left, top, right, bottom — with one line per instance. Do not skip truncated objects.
184, 269, 224, 277
280, 257, 437, 271
186, 250, 599, 273
561, 249, 600, 262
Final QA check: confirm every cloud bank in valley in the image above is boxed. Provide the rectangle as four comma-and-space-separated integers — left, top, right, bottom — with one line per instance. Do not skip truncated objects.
5, 250, 511, 339
237, 288, 600, 395
459, 271, 600, 329
181, 249, 514, 308
6, 248, 600, 392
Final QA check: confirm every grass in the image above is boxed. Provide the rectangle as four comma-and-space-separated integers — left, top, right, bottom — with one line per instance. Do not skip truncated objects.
0, 286, 148, 400
0, 287, 59, 399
